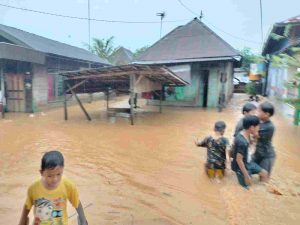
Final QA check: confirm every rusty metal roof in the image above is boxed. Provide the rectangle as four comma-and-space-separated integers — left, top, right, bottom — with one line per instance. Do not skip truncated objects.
262, 15, 300, 56
281, 15, 300, 24
60, 64, 189, 94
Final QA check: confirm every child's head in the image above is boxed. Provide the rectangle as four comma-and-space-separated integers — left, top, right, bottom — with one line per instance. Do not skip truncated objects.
214, 121, 226, 135
242, 103, 257, 115
258, 102, 274, 121
243, 115, 260, 136
40, 151, 64, 190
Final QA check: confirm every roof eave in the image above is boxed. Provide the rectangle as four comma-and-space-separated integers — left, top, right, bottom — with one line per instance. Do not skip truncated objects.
132, 56, 241, 65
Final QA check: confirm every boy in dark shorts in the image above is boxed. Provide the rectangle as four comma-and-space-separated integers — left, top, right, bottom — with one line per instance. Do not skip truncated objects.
231, 115, 268, 188
195, 121, 230, 179
253, 102, 276, 177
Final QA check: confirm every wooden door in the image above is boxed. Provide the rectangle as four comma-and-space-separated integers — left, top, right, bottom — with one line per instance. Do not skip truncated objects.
6, 73, 25, 112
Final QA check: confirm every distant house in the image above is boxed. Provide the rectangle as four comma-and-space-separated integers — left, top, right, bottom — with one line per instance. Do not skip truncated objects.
262, 15, 300, 119
0, 24, 109, 113
110, 47, 134, 66
134, 18, 241, 107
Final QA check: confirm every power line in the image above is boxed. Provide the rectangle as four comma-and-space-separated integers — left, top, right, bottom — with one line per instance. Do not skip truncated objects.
259, 0, 264, 43
176, 0, 262, 45
203, 19, 262, 45
0, 3, 187, 24
177, 0, 199, 16
1, 2, 263, 45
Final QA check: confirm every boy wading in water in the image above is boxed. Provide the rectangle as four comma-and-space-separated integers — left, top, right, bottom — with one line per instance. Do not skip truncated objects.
231, 115, 268, 188
18, 151, 88, 225
234, 102, 257, 137
195, 121, 230, 180
253, 102, 276, 178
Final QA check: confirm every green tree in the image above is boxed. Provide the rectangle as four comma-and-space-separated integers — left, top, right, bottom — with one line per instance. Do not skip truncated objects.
133, 46, 149, 58
269, 24, 300, 125
85, 36, 117, 62
239, 47, 264, 71
271, 49, 300, 115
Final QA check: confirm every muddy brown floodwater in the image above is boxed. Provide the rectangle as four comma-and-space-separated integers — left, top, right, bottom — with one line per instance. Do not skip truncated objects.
0, 94, 300, 225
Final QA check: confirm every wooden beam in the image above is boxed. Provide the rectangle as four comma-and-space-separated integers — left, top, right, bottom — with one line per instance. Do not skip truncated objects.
159, 85, 163, 113
106, 89, 109, 110
134, 74, 144, 86
65, 70, 168, 80
64, 93, 68, 121
130, 74, 135, 125
65, 79, 86, 93
67, 84, 91, 121
63, 81, 68, 121
0, 63, 4, 118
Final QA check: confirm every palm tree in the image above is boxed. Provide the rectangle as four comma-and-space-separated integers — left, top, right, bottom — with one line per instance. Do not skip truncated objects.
86, 36, 117, 61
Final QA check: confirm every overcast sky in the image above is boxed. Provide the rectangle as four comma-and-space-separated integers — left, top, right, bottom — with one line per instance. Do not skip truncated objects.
0, 0, 299, 54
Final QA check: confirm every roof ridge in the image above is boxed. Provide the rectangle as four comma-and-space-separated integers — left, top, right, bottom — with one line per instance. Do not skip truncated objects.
135, 18, 239, 62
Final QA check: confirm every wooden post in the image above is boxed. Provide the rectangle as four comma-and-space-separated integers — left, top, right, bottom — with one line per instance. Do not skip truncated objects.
106, 89, 109, 110
0, 62, 5, 118
63, 80, 68, 121
130, 74, 135, 125
159, 85, 163, 113
67, 84, 91, 121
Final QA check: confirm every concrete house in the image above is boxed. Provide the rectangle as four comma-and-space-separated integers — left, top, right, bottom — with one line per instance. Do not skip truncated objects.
134, 18, 241, 107
0, 24, 109, 113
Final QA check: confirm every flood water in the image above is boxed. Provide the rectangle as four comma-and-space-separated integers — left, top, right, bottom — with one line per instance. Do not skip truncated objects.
0, 94, 300, 225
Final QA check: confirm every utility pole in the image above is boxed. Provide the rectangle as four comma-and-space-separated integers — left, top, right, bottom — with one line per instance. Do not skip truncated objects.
88, 0, 91, 48
156, 12, 166, 39
259, 0, 264, 43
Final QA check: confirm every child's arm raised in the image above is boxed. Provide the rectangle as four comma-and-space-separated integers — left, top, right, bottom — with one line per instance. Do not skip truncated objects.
76, 201, 88, 225
195, 137, 208, 147
236, 153, 252, 186
18, 205, 30, 225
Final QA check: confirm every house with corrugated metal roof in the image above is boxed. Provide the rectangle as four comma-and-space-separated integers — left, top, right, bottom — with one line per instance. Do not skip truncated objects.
262, 14, 300, 97
0, 24, 109, 113
134, 18, 241, 108
110, 47, 134, 66
262, 15, 300, 124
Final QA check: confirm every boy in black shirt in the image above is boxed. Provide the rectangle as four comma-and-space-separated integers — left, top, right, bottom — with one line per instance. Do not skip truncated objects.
253, 102, 276, 177
234, 102, 257, 137
195, 121, 230, 179
232, 115, 268, 188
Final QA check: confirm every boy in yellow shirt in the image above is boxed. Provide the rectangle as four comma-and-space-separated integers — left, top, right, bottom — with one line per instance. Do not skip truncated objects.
18, 151, 88, 225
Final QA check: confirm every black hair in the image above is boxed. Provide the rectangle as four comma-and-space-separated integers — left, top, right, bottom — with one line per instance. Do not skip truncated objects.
214, 121, 226, 132
41, 151, 64, 171
242, 115, 260, 130
242, 103, 257, 114
259, 102, 275, 117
